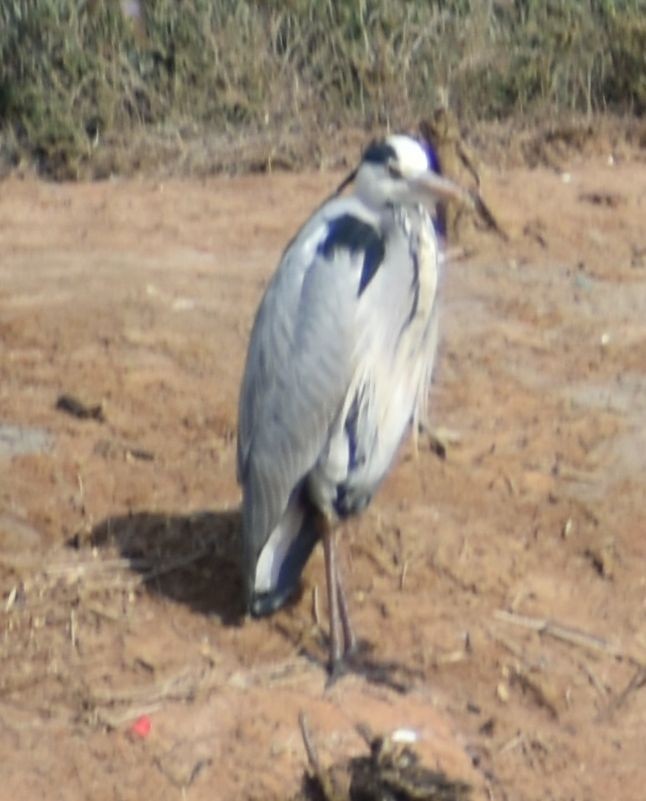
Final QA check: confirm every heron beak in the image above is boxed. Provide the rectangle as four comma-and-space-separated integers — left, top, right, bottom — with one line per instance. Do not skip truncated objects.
409, 171, 468, 207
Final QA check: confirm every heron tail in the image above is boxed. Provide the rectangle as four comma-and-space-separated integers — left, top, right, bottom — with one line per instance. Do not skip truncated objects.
247, 488, 320, 617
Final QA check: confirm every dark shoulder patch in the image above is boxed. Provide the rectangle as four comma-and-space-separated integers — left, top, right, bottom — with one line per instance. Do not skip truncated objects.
362, 139, 397, 165
318, 214, 385, 296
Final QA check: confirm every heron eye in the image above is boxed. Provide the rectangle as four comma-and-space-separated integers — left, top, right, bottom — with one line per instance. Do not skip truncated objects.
387, 162, 402, 179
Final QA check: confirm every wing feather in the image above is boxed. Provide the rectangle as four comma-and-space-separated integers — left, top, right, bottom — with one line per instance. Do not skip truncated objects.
237, 204, 379, 586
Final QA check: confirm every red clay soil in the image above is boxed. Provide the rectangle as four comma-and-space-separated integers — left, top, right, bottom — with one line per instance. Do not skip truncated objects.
1, 143, 645, 800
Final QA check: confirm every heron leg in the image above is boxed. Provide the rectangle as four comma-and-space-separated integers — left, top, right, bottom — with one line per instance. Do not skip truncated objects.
336, 559, 356, 657
322, 521, 343, 671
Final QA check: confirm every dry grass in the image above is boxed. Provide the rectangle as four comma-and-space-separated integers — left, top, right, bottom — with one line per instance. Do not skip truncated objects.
0, 0, 644, 178
0, 507, 239, 729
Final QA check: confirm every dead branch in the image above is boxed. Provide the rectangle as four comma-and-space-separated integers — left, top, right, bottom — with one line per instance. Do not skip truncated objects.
493, 609, 644, 667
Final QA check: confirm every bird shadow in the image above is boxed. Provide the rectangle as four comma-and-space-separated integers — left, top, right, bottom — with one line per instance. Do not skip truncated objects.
70, 507, 245, 626
70, 508, 426, 692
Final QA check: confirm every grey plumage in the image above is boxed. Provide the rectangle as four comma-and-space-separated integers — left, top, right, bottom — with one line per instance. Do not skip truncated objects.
237, 134, 465, 668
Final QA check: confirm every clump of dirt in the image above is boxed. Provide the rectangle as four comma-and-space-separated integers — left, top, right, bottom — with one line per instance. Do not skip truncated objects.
298, 714, 472, 801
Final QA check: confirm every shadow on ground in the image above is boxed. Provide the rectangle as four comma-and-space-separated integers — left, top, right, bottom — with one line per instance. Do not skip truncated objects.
73, 508, 430, 692
75, 508, 244, 625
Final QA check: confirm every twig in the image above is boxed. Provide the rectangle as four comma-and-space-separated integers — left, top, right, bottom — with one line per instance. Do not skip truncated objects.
578, 660, 608, 700
298, 711, 321, 774
43, 556, 151, 576
87, 666, 210, 707
5, 585, 17, 612
399, 559, 408, 591
82, 600, 124, 622
599, 666, 646, 721
18, 545, 210, 584
431, 558, 478, 594
298, 712, 341, 801
498, 732, 525, 754
616, 666, 646, 706
355, 721, 375, 748
139, 546, 212, 583
94, 702, 162, 729
312, 585, 321, 628
488, 629, 526, 661
70, 609, 77, 650
509, 666, 560, 719
493, 609, 643, 665
227, 658, 313, 690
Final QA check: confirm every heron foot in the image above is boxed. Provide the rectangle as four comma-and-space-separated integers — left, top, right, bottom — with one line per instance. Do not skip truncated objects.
325, 638, 372, 686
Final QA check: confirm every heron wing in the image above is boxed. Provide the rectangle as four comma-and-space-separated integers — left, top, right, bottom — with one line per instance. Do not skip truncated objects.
237, 207, 383, 570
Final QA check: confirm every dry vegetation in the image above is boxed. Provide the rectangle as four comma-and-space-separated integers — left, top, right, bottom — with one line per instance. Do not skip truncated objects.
0, 0, 644, 178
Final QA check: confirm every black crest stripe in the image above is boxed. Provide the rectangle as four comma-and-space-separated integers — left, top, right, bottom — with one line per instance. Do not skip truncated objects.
362, 140, 397, 165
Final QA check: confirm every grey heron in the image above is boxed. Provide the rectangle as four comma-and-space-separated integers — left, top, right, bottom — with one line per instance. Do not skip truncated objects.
237, 134, 466, 673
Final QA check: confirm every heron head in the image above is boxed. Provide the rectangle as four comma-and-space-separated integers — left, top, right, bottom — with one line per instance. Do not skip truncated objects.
353, 134, 465, 213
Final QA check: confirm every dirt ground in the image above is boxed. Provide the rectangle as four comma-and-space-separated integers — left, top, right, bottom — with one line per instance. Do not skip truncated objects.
1, 137, 645, 800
